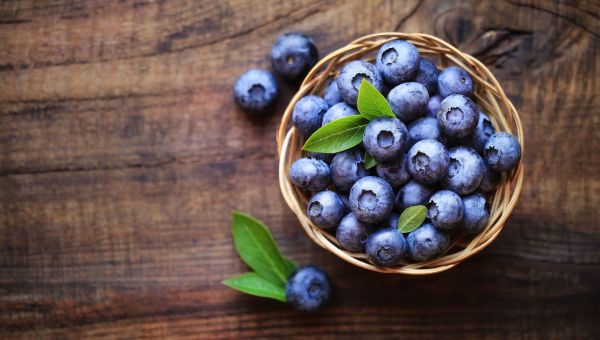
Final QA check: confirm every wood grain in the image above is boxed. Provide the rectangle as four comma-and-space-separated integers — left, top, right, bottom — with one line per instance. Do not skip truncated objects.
1, 0, 599, 338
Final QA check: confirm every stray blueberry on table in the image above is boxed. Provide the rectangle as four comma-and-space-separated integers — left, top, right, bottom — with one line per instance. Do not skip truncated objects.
442, 146, 485, 195
286, 266, 331, 312
363, 117, 408, 162
292, 95, 328, 136
336, 212, 373, 252
414, 58, 440, 95
437, 94, 479, 138
337, 60, 384, 106
395, 179, 435, 211
407, 116, 445, 148
470, 112, 496, 153
484, 132, 522, 172
271, 33, 318, 82
349, 176, 395, 224
427, 190, 464, 230
307, 190, 346, 229
233, 69, 279, 114
322, 102, 358, 126
366, 227, 407, 267
461, 193, 490, 234
323, 79, 343, 106
406, 223, 450, 261
426, 94, 442, 118
289, 157, 331, 192
330, 148, 368, 193
375, 40, 420, 85
375, 153, 411, 189
407, 139, 450, 184
387, 82, 429, 123
437, 66, 474, 98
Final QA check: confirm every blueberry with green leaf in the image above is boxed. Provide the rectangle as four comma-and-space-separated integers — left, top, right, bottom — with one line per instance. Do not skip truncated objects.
223, 212, 331, 312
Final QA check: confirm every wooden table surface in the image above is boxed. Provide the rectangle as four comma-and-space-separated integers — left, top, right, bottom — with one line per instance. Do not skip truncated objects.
1, 0, 599, 338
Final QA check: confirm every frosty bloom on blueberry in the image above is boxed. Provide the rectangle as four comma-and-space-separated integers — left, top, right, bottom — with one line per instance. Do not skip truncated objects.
349, 176, 395, 224
375, 40, 420, 85
427, 190, 465, 230
461, 193, 490, 234
322, 102, 358, 126
323, 79, 342, 106
395, 179, 434, 211
292, 95, 328, 136
414, 58, 440, 95
407, 139, 450, 184
336, 212, 373, 252
470, 112, 496, 153
366, 227, 407, 267
407, 116, 445, 148
271, 32, 318, 82
289, 157, 331, 192
233, 69, 279, 114
330, 148, 368, 193
484, 132, 522, 172
438, 65, 474, 98
437, 94, 479, 138
388, 82, 429, 122
442, 146, 485, 195
406, 223, 449, 261
375, 153, 411, 189
337, 60, 384, 106
307, 190, 346, 229
363, 117, 408, 162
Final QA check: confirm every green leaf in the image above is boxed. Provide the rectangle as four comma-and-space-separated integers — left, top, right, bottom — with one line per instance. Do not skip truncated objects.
357, 78, 395, 120
232, 211, 289, 287
282, 257, 298, 278
223, 272, 287, 302
302, 115, 369, 153
398, 205, 427, 233
365, 152, 377, 169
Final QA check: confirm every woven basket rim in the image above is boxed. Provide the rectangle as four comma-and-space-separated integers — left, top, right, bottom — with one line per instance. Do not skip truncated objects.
276, 32, 524, 275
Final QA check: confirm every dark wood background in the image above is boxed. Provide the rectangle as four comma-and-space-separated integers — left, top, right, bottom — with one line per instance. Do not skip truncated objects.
1, 0, 599, 338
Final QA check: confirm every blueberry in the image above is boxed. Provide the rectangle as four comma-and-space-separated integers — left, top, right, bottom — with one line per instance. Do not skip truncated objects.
437, 94, 478, 138
337, 60, 384, 106
442, 146, 485, 195
271, 33, 318, 82
461, 193, 490, 234
375, 153, 411, 189
407, 116, 445, 148
437, 66, 474, 98
307, 190, 345, 229
340, 195, 350, 213
479, 159, 500, 193
483, 132, 521, 172
336, 212, 373, 252
304, 151, 334, 164
285, 266, 331, 312
366, 227, 407, 267
406, 223, 450, 261
470, 112, 496, 153
363, 117, 408, 162
426, 94, 442, 118
414, 58, 439, 95
375, 40, 420, 85
395, 179, 435, 211
349, 176, 395, 224
330, 148, 368, 192
233, 69, 279, 114
387, 82, 429, 123
323, 79, 342, 106
322, 102, 358, 126
407, 139, 450, 184
381, 212, 400, 229
289, 157, 331, 192
292, 95, 328, 136
427, 190, 464, 230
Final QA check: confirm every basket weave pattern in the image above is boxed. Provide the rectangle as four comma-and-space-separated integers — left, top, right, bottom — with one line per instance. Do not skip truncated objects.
277, 33, 524, 275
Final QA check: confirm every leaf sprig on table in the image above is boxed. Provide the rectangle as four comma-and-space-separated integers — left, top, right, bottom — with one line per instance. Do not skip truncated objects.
302, 79, 396, 168
222, 211, 297, 302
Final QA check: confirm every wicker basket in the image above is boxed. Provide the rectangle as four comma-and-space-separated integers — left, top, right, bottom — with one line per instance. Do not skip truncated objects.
276, 32, 524, 275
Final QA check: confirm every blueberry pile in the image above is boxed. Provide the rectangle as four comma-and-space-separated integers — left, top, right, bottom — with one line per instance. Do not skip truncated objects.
287, 39, 521, 267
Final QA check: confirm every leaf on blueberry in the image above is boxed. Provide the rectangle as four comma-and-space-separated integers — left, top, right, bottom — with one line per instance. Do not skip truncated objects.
357, 78, 395, 120
364, 151, 377, 169
302, 115, 369, 153
231, 211, 290, 287
398, 205, 427, 233
222, 272, 287, 302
